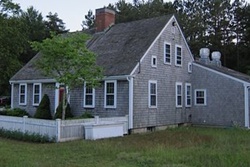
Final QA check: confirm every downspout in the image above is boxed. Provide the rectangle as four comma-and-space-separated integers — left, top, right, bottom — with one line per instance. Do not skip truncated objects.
127, 76, 134, 130
10, 83, 14, 109
244, 84, 250, 128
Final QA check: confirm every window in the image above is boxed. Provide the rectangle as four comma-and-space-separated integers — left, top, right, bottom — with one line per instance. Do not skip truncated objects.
175, 45, 182, 66
195, 89, 207, 106
84, 83, 95, 108
188, 62, 192, 73
19, 84, 27, 105
104, 80, 117, 108
164, 42, 171, 64
33, 83, 42, 106
151, 55, 157, 68
185, 83, 191, 107
176, 82, 182, 107
148, 80, 157, 108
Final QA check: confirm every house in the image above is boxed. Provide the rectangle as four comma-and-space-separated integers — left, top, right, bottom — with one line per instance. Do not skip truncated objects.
9, 8, 250, 133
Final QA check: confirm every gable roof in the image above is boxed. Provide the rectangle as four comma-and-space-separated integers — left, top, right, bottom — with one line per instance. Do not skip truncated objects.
194, 61, 250, 84
10, 15, 173, 82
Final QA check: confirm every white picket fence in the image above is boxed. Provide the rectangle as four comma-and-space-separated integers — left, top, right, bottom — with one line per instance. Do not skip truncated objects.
0, 115, 129, 142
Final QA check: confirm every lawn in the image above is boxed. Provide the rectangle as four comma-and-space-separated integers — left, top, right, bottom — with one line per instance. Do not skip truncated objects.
0, 127, 250, 167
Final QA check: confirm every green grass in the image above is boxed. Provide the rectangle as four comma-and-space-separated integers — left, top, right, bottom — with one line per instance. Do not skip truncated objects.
0, 127, 250, 167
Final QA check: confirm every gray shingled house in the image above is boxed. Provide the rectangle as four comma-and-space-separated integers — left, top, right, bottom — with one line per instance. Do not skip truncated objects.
9, 8, 250, 132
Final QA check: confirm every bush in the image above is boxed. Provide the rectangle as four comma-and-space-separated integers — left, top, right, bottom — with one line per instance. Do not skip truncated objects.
0, 128, 55, 143
34, 94, 52, 119
54, 102, 73, 119
81, 111, 94, 118
0, 108, 29, 117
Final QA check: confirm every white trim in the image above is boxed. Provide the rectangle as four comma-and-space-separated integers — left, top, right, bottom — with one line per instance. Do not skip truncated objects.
10, 79, 56, 84
19, 83, 27, 105
188, 62, 192, 73
164, 42, 171, 65
104, 80, 117, 108
32, 83, 42, 106
130, 15, 194, 75
193, 63, 250, 85
176, 82, 182, 108
194, 89, 207, 106
127, 77, 134, 129
175, 44, 182, 67
83, 82, 95, 108
185, 83, 191, 107
151, 55, 157, 68
244, 85, 250, 128
148, 80, 157, 108
54, 83, 60, 112
11, 84, 14, 109
104, 75, 132, 80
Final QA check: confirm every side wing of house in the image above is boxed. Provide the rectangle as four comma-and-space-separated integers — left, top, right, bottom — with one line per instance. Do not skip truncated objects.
11, 82, 57, 116
131, 16, 194, 131
192, 63, 250, 127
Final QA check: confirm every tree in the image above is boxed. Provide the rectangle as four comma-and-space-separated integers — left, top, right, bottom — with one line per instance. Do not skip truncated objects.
82, 10, 95, 30
31, 32, 103, 119
45, 12, 69, 35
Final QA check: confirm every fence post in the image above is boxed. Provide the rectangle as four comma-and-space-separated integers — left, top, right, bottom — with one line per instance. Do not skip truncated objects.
23, 116, 28, 133
56, 119, 61, 142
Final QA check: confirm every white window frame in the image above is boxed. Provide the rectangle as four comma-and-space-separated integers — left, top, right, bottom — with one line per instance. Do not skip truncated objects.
195, 89, 207, 106
188, 62, 192, 73
185, 83, 191, 107
164, 42, 171, 65
33, 83, 42, 106
175, 45, 182, 66
83, 82, 95, 108
151, 55, 157, 68
104, 80, 117, 108
19, 83, 27, 105
148, 80, 157, 108
176, 82, 182, 108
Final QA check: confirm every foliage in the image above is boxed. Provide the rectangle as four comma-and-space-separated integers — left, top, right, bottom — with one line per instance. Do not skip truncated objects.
31, 32, 103, 119
1, 127, 250, 166
54, 102, 73, 119
0, 128, 55, 143
0, 108, 29, 117
34, 94, 52, 120
80, 111, 94, 118
82, 10, 95, 30
45, 12, 69, 35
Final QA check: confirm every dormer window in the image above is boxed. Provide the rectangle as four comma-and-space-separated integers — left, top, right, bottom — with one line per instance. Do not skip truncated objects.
151, 55, 157, 68
175, 45, 182, 66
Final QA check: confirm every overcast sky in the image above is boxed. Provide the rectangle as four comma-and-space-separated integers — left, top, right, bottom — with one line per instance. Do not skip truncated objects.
13, 0, 249, 32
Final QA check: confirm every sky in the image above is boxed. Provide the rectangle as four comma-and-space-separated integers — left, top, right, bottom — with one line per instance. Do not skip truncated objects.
13, 0, 250, 32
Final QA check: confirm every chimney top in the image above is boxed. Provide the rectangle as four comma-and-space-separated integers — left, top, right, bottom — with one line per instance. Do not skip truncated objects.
95, 8, 115, 32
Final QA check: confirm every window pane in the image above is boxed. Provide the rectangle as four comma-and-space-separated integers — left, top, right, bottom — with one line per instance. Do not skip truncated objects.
165, 44, 170, 63
150, 83, 156, 94
85, 87, 92, 94
107, 95, 114, 105
20, 95, 25, 103
107, 83, 114, 94
177, 47, 181, 55
197, 98, 204, 104
178, 96, 182, 105
151, 95, 156, 106
177, 85, 181, 94
85, 95, 93, 105
34, 85, 40, 94
20, 85, 25, 94
34, 95, 39, 104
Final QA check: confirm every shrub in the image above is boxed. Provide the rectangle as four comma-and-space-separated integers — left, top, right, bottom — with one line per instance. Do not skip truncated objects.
54, 102, 73, 119
34, 94, 52, 119
81, 111, 94, 118
0, 108, 29, 117
0, 128, 55, 143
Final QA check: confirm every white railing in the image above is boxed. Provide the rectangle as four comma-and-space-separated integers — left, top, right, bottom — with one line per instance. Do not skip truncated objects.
0, 115, 129, 142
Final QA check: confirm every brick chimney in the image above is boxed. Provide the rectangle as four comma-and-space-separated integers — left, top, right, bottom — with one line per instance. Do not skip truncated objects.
95, 8, 115, 32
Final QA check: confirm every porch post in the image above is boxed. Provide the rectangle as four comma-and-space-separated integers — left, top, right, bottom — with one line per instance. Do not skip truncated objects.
55, 83, 60, 113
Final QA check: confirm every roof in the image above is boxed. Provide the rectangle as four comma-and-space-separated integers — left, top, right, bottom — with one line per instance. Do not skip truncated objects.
194, 61, 250, 83
10, 15, 173, 81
